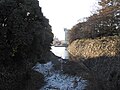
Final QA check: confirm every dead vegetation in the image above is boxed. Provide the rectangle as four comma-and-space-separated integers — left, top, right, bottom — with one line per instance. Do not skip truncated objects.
84, 56, 120, 90
67, 36, 120, 90
62, 56, 120, 90
68, 36, 120, 59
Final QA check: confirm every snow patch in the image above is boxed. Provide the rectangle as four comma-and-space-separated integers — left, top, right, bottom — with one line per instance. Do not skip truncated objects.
27, 12, 30, 16
33, 62, 87, 90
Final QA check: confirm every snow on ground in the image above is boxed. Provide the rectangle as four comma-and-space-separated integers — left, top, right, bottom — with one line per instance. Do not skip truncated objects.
33, 62, 87, 90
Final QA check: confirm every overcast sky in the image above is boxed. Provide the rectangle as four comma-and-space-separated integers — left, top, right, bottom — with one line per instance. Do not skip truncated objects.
39, 0, 98, 40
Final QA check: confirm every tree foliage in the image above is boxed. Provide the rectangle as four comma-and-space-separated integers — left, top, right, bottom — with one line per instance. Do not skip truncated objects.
0, 0, 53, 89
68, 0, 120, 43
0, 0, 53, 65
95, 0, 120, 36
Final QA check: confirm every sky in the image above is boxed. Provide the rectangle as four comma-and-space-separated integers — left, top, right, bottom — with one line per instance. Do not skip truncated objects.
39, 0, 98, 40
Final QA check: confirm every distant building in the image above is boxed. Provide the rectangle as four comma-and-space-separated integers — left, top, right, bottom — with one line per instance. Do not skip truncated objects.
64, 28, 70, 45
52, 37, 61, 46
52, 28, 70, 47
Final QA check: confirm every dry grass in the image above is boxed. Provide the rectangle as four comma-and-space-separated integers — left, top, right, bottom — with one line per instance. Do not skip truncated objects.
84, 56, 120, 90
68, 36, 120, 59
62, 56, 120, 90
67, 36, 120, 90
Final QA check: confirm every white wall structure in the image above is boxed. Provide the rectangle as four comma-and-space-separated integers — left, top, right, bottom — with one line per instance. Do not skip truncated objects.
64, 28, 70, 45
